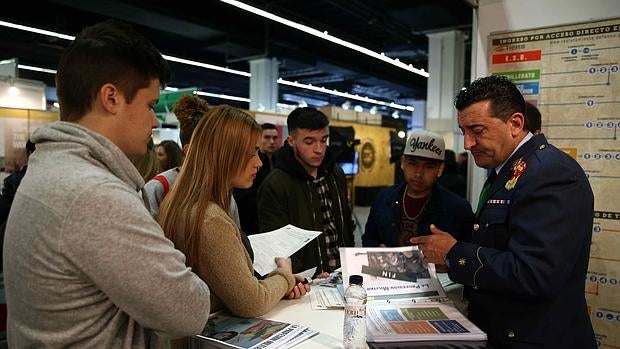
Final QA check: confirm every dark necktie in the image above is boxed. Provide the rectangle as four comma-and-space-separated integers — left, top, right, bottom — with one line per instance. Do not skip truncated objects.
475, 170, 497, 215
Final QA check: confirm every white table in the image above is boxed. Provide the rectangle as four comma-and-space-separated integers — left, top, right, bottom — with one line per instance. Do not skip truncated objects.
260, 292, 350, 349
192, 279, 477, 349
191, 287, 360, 349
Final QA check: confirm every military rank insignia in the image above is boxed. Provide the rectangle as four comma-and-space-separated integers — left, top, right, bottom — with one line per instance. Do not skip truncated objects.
505, 158, 526, 190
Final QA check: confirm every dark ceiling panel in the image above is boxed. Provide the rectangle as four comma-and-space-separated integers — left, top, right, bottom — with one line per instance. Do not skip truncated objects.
50, 0, 225, 40
0, 0, 473, 113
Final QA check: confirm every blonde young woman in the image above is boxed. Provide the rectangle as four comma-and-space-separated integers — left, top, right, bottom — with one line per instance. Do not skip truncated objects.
159, 105, 309, 317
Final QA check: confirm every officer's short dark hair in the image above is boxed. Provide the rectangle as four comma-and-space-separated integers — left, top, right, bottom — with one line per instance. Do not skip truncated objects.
287, 107, 329, 134
454, 75, 526, 123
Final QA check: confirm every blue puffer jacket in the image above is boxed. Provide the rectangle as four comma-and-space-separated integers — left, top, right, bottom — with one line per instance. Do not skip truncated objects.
362, 183, 474, 246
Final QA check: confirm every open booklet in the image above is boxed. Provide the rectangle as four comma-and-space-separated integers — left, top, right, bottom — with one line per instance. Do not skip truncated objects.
196, 311, 318, 349
248, 225, 322, 276
339, 246, 487, 342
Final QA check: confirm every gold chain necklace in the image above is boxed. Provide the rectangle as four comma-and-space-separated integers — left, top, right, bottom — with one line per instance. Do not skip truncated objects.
401, 185, 431, 221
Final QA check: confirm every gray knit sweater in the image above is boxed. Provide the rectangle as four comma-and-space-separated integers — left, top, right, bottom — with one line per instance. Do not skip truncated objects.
3, 121, 210, 348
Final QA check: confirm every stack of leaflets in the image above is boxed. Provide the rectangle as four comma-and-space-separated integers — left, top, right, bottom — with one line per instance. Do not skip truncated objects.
197, 311, 318, 349
309, 285, 345, 310
309, 270, 345, 310
339, 246, 487, 343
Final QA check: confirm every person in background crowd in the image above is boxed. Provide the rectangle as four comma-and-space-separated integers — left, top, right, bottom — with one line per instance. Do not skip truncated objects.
258, 107, 354, 277
0, 139, 36, 337
0, 139, 35, 227
259, 123, 279, 169
412, 75, 595, 348
158, 105, 309, 318
456, 151, 469, 178
129, 137, 160, 182
437, 149, 467, 198
144, 95, 241, 227
363, 130, 473, 249
233, 122, 279, 235
156, 139, 183, 172
2, 20, 211, 347
525, 101, 542, 135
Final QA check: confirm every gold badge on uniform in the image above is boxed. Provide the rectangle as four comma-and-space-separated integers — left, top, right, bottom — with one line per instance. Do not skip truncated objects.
505, 158, 527, 191
458, 258, 466, 266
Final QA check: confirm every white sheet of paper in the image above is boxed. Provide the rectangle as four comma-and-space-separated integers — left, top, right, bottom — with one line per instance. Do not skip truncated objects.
249, 224, 322, 276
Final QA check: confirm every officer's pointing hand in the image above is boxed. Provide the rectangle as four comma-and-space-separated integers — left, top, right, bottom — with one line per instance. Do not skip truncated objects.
410, 224, 457, 265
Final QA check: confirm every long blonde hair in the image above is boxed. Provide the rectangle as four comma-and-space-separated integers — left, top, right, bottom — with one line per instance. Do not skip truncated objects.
158, 105, 261, 271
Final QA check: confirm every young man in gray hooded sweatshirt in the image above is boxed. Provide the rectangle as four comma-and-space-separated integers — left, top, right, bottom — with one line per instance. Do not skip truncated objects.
3, 20, 211, 348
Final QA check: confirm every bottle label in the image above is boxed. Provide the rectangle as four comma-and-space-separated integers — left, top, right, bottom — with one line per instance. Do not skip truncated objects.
345, 305, 366, 318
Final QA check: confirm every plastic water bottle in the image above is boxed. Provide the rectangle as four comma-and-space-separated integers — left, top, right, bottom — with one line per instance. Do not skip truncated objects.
343, 274, 367, 349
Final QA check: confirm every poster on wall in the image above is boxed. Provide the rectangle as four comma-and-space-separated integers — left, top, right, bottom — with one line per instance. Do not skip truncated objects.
329, 121, 395, 188
489, 18, 620, 348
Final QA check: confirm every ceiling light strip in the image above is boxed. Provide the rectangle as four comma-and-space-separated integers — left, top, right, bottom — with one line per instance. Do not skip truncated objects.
277, 79, 414, 111
18, 64, 57, 74
194, 90, 250, 103
162, 55, 251, 77
220, 0, 429, 78
4, 20, 412, 111
16, 62, 412, 111
0, 20, 251, 77
277, 102, 297, 109
0, 20, 75, 40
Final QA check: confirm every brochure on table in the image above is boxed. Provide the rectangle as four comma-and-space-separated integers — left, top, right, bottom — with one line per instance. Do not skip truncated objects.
366, 301, 486, 342
197, 311, 318, 349
340, 246, 447, 302
339, 246, 487, 342
249, 224, 322, 277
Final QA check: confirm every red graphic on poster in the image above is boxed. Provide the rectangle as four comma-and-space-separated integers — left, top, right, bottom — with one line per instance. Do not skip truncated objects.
492, 50, 542, 64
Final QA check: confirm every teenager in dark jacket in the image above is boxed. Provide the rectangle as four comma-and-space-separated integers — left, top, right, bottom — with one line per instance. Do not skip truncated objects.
363, 130, 474, 249
257, 108, 353, 276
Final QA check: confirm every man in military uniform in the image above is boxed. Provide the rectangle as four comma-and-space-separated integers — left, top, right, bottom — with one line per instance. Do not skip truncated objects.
412, 75, 596, 348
